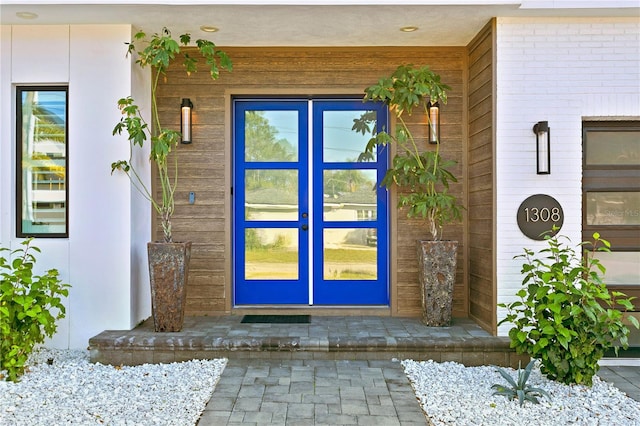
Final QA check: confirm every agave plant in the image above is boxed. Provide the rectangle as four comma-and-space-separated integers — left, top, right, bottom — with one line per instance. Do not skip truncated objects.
491, 359, 552, 407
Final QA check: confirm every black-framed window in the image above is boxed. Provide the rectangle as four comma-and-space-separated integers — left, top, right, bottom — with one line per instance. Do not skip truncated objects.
16, 86, 68, 238
583, 121, 640, 307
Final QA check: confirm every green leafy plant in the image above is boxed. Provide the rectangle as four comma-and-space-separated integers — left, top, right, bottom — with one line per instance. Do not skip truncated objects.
492, 359, 552, 407
499, 232, 639, 386
354, 64, 463, 240
0, 239, 70, 382
112, 28, 232, 243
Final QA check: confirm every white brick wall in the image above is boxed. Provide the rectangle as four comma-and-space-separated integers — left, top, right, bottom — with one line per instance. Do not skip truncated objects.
495, 17, 640, 334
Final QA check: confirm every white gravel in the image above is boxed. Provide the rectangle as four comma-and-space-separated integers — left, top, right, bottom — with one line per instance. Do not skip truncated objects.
402, 359, 640, 426
0, 348, 226, 426
2, 349, 639, 425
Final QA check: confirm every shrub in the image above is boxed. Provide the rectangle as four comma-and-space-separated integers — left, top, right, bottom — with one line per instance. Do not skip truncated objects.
0, 239, 70, 382
499, 232, 639, 386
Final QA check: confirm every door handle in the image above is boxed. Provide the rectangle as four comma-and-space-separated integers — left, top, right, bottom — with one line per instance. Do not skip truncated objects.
301, 224, 309, 231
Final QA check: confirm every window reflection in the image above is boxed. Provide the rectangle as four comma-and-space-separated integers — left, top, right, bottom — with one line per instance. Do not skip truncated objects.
245, 228, 299, 280
586, 131, 640, 166
323, 110, 376, 162
18, 88, 67, 236
245, 170, 298, 221
323, 228, 377, 280
323, 169, 377, 222
586, 192, 640, 226
245, 110, 298, 162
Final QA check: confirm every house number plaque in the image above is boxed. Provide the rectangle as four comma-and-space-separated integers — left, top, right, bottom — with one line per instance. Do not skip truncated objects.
517, 194, 564, 240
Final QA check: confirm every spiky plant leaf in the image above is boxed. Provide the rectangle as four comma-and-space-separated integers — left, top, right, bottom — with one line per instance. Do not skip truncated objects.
491, 360, 552, 407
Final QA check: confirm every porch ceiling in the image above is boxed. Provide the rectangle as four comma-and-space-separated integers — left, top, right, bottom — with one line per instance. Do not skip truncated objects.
1, 1, 637, 47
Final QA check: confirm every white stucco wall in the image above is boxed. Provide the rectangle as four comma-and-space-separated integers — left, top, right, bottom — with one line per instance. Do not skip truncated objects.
0, 25, 151, 348
495, 17, 640, 335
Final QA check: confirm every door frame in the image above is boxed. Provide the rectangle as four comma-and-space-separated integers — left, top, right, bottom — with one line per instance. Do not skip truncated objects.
231, 96, 390, 307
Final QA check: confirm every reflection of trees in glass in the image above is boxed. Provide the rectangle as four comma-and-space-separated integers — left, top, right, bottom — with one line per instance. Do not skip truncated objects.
245, 229, 291, 251
245, 111, 298, 192
324, 169, 374, 196
245, 111, 296, 162
245, 228, 261, 250
245, 169, 298, 193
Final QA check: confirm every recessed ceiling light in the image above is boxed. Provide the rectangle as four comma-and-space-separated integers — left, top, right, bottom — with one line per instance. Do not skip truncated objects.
400, 26, 419, 33
16, 11, 38, 20
200, 26, 219, 33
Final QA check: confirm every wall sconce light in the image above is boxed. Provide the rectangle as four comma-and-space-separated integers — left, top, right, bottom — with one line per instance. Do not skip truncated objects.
533, 121, 550, 174
427, 101, 440, 144
181, 98, 193, 144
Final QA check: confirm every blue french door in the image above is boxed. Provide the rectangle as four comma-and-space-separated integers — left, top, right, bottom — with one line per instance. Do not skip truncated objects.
234, 101, 309, 304
233, 99, 388, 305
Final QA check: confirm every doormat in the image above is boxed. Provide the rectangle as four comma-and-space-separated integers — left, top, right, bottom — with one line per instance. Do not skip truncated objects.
241, 315, 311, 324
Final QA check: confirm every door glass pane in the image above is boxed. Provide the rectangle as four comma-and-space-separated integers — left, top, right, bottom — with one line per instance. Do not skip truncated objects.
323, 169, 377, 221
245, 110, 298, 162
586, 192, 640, 225
586, 130, 640, 166
245, 228, 299, 280
323, 228, 377, 280
323, 110, 376, 162
245, 170, 298, 221
592, 251, 640, 286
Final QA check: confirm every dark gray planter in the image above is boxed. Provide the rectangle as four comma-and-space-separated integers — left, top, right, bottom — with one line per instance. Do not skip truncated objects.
147, 241, 191, 332
418, 240, 458, 326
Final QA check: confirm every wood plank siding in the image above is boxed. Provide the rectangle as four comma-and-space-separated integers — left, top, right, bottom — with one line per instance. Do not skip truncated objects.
466, 20, 496, 333
155, 46, 470, 318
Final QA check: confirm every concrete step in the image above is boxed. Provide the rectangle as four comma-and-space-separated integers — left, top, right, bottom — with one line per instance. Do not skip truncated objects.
88, 316, 529, 368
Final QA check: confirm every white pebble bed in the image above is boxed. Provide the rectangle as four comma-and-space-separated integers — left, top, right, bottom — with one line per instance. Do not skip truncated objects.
3, 349, 639, 425
402, 359, 640, 426
0, 348, 226, 426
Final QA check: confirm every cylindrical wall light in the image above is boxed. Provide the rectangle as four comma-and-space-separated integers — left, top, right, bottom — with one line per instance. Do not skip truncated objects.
533, 121, 550, 174
427, 101, 440, 144
181, 98, 193, 144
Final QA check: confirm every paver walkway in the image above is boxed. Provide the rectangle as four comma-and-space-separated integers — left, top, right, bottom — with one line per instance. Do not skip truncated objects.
197, 358, 428, 426
598, 365, 640, 402
197, 361, 640, 426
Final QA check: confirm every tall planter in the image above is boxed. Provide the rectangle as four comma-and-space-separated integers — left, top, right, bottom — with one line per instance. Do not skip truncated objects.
418, 240, 458, 326
147, 242, 191, 332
